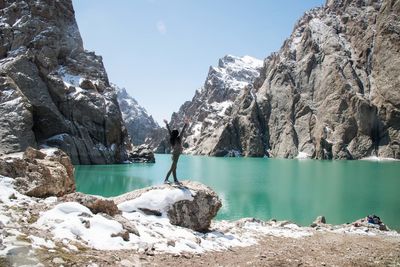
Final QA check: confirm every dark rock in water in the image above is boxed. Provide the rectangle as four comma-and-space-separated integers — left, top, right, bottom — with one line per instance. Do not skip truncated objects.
0, 0, 131, 164
127, 144, 156, 163
0, 147, 75, 197
311, 215, 326, 227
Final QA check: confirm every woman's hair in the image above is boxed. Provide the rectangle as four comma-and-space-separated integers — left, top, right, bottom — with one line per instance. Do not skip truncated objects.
170, 130, 180, 146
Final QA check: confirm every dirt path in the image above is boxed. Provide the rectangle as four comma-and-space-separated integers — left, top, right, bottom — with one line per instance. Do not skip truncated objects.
34, 231, 400, 267
148, 232, 400, 267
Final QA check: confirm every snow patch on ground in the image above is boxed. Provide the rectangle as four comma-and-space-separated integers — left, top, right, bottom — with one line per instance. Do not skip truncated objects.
35, 202, 131, 250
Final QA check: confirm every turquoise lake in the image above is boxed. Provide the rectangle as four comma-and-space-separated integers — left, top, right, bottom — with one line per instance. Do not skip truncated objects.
75, 154, 400, 230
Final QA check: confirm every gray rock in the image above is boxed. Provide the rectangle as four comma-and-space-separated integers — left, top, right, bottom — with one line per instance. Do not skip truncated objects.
311, 216, 326, 227
111, 230, 130, 241
113, 181, 222, 232
113, 214, 140, 237
167, 181, 222, 232
0, 0, 131, 164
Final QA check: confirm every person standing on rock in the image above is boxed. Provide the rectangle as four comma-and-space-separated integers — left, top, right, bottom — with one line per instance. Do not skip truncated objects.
163, 118, 189, 184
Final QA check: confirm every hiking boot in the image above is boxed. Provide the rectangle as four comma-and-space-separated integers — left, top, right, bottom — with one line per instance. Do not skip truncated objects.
173, 180, 181, 185
164, 180, 171, 184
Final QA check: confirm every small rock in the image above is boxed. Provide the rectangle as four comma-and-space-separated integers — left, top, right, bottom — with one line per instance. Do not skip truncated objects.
145, 250, 155, 256
83, 220, 90, 229
314, 216, 326, 224
111, 230, 129, 241
278, 220, 292, 227
23, 147, 46, 160
78, 212, 93, 218
79, 79, 96, 90
167, 240, 175, 247
138, 208, 162, 216
120, 259, 134, 267
114, 215, 140, 236
52, 257, 65, 264
379, 224, 388, 231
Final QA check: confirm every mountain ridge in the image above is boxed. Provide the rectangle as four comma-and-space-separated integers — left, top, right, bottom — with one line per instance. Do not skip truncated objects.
168, 0, 400, 159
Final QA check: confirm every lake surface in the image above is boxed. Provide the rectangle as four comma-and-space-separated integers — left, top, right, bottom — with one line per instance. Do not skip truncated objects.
75, 154, 400, 230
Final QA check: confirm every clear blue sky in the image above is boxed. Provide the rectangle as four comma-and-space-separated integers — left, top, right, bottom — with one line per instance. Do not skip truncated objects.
72, 0, 325, 124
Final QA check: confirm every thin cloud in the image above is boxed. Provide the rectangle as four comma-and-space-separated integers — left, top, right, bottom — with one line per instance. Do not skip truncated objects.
156, 20, 167, 35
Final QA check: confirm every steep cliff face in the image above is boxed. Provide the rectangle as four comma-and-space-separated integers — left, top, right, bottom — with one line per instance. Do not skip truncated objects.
174, 0, 400, 159
0, 0, 131, 164
169, 55, 263, 156
252, 0, 400, 159
115, 86, 161, 146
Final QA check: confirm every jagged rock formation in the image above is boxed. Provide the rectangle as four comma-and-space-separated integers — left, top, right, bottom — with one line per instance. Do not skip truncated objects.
115, 86, 162, 146
0, 0, 131, 164
173, 0, 400, 159
0, 147, 75, 197
127, 144, 155, 163
169, 55, 264, 156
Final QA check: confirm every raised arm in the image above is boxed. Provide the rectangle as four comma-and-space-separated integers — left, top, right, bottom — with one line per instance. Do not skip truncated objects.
163, 119, 172, 135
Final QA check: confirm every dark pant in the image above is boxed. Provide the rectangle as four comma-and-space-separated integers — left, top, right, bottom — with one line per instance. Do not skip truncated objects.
165, 153, 180, 182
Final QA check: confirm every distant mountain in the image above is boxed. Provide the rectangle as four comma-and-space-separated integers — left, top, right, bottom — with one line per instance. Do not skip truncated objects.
168, 55, 263, 156
115, 85, 162, 146
169, 0, 400, 159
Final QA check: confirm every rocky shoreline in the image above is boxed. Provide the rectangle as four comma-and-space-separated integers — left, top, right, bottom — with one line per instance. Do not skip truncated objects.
0, 148, 399, 266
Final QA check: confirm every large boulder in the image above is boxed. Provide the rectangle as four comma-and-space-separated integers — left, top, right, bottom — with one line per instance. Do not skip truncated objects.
167, 181, 222, 232
0, 147, 75, 197
113, 181, 222, 232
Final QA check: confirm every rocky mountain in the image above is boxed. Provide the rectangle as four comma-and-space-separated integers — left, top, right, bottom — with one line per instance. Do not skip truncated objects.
172, 0, 400, 159
0, 0, 132, 164
115, 85, 161, 146
168, 55, 264, 156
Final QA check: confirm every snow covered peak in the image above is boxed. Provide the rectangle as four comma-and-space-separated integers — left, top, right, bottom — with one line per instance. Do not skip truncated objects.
168, 54, 263, 155
218, 54, 263, 70
207, 55, 263, 94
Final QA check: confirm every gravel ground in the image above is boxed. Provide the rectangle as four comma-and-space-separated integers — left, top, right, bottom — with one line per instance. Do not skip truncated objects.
27, 230, 400, 267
